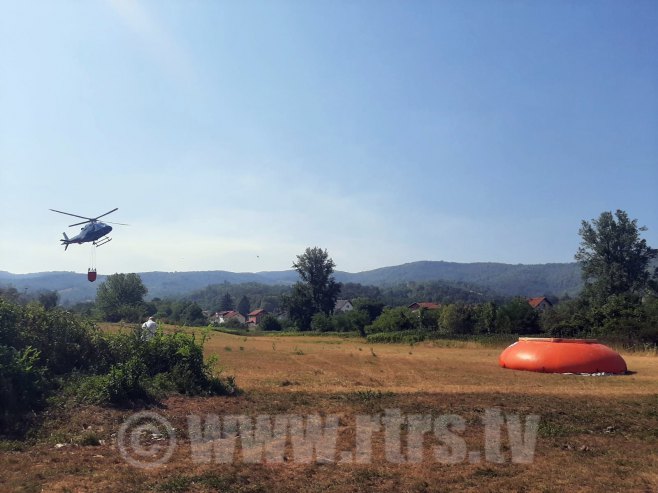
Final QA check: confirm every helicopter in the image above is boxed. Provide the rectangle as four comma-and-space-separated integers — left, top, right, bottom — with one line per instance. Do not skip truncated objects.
50, 208, 125, 250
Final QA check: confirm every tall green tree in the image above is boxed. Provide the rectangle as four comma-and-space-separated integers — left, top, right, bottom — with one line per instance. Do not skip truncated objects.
292, 247, 341, 315
438, 304, 475, 335
496, 299, 539, 335
95, 273, 148, 322
352, 298, 385, 322
284, 247, 341, 329
475, 301, 497, 334
219, 292, 234, 311
282, 283, 315, 330
575, 210, 657, 302
237, 295, 250, 317
180, 301, 206, 326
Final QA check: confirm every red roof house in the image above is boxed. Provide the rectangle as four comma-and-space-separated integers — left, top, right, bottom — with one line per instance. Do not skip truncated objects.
528, 297, 553, 310
247, 309, 268, 326
408, 302, 441, 312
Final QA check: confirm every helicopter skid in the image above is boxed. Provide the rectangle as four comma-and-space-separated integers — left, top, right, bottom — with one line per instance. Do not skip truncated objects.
93, 237, 112, 248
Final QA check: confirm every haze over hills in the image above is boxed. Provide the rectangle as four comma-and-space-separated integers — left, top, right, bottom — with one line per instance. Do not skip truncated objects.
0, 260, 583, 305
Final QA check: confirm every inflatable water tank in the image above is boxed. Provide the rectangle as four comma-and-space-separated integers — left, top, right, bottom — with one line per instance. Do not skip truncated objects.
499, 337, 627, 374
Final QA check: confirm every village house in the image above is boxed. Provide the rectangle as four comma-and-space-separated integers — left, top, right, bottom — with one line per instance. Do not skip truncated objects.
408, 302, 441, 312
247, 308, 268, 326
211, 310, 246, 325
334, 299, 354, 314
528, 296, 553, 311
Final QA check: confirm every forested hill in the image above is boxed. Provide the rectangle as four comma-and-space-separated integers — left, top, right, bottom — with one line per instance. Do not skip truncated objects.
0, 261, 582, 305
335, 261, 583, 297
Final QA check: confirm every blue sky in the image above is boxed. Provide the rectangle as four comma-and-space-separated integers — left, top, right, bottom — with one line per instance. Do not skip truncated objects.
1, 0, 656, 275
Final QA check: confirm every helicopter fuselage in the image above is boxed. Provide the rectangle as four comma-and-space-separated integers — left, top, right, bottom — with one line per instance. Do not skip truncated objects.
66, 222, 112, 245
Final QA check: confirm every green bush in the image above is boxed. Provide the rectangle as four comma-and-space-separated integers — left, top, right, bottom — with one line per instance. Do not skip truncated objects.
0, 299, 237, 431
74, 357, 150, 405
71, 330, 237, 405
0, 300, 99, 375
220, 318, 246, 329
0, 345, 47, 432
310, 313, 333, 332
365, 330, 519, 346
259, 314, 282, 331
365, 307, 417, 334
366, 330, 427, 344
333, 311, 369, 335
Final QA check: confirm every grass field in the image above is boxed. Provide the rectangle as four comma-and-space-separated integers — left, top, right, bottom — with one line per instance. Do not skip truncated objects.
1, 326, 657, 492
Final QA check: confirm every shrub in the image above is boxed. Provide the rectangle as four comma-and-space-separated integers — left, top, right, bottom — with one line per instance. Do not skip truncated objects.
310, 313, 333, 332
0, 345, 47, 431
0, 300, 99, 375
333, 311, 369, 335
259, 314, 282, 331
366, 330, 428, 344
219, 318, 246, 329
0, 299, 237, 431
74, 358, 150, 405
365, 307, 417, 334
72, 330, 237, 405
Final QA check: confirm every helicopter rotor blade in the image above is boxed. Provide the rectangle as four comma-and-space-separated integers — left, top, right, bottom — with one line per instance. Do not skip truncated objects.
50, 209, 92, 221
93, 208, 119, 221
68, 220, 92, 227
105, 221, 129, 226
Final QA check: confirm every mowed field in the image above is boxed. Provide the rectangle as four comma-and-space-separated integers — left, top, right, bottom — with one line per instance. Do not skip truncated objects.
1, 327, 658, 493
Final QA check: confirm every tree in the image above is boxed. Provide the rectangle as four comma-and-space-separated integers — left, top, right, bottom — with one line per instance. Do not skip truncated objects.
219, 292, 234, 311
418, 307, 440, 331
237, 295, 250, 317
292, 247, 341, 315
282, 283, 315, 330
352, 298, 385, 322
0, 287, 24, 304
333, 310, 369, 335
38, 291, 59, 310
576, 210, 657, 302
496, 299, 539, 335
180, 302, 206, 326
365, 307, 416, 334
349, 298, 385, 336
259, 314, 282, 331
96, 273, 148, 322
284, 247, 341, 330
475, 301, 497, 334
311, 312, 333, 332
438, 304, 475, 335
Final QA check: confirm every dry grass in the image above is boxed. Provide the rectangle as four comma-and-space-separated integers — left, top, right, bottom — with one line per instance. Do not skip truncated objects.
2, 326, 657, 492
201, 330, 658, 397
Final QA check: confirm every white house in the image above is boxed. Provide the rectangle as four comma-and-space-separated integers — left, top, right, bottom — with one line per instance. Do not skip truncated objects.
334, 299, 354, 313
211, 310, 246, 324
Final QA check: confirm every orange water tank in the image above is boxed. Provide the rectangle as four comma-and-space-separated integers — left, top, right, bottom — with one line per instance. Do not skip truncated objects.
499, 337, 627, 374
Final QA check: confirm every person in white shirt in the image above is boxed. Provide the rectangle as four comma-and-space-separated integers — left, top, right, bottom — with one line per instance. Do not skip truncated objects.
141, 316, 157, 341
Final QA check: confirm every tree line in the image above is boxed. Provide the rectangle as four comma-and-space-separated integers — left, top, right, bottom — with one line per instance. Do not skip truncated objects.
3, 210, 656, 343
271, 211, 658, 344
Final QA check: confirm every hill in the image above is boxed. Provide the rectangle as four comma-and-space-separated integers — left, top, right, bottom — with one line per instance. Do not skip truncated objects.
335, 261, 582, 297
0, 261, 582, 306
